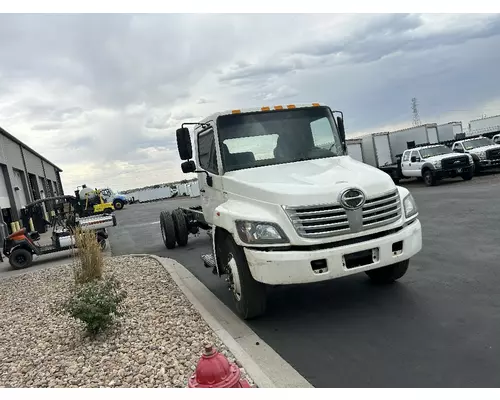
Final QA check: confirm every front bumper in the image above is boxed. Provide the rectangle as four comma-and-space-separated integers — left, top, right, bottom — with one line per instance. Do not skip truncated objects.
244, 219, 422, 285
479, 159, 500, 168
435, 165, 473, 178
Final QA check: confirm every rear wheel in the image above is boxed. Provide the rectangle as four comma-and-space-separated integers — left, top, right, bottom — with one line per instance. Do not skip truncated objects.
423, 169, 436, 186
218, 234, 267, 319
160, 211, 176, 249
366, 259, 409, 284
9, 248, 33, 270
172, 209, 189, 247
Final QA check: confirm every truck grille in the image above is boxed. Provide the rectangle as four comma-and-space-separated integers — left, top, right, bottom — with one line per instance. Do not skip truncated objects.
486, 149, 500, 160
441, 155, 469, 170
285, 190, 401, 239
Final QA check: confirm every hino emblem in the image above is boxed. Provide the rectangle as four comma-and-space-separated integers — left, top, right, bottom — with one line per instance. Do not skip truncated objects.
453, 160, 461, 164
339, 188, 365, 210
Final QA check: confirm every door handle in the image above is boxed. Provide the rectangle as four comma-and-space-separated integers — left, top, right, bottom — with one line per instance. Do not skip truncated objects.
200, 189, 206, 193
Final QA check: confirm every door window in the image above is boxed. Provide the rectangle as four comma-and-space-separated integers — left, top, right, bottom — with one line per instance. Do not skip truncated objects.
198, 129, 219, 174
402, 151, 410, 162
410, 150, 421, 162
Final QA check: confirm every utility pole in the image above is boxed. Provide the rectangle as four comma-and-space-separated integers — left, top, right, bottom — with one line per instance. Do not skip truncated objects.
411, 97, 421, 127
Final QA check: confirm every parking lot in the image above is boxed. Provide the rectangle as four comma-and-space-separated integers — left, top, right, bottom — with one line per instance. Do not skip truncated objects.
108, 174, 500, 388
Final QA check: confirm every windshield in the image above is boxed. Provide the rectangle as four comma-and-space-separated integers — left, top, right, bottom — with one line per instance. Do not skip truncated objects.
420, 146, 452, 158
217, 106, 343, 172
462, 137, 492, 150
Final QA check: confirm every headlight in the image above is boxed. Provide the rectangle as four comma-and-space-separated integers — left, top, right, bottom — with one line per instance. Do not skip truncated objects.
403, 193, 418, 219
478, 151, 487, 160
467, 155, 473, 164
432, 160, 441, 169
235, 221, 289, 244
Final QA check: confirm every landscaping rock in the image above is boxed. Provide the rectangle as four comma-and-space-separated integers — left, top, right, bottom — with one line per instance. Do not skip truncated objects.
0, 256, 253, 388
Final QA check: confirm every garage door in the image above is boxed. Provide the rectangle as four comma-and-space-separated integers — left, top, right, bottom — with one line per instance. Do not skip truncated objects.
0, 166, 10, 209
13, 169, 28, 208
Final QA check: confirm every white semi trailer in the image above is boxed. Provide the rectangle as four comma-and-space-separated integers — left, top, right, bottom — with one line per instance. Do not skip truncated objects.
437, 122, 463, 141
468, 115, 500, 137
388, 123, 440, 161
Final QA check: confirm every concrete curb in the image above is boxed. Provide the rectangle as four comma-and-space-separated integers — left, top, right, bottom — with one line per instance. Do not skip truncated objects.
128, 253, 313, 389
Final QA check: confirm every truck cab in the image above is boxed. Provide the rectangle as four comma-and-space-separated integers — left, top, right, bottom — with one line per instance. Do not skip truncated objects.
452, 137, 500, 172
161, 103, 423, 319
400, 145, 474, 186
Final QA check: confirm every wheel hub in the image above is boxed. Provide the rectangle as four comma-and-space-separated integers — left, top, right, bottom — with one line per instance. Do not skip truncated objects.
226, 254, 242, 301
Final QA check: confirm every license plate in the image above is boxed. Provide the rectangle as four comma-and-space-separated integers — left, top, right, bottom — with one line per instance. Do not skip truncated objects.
457, 168, 462, 173
343, 248, 379, 269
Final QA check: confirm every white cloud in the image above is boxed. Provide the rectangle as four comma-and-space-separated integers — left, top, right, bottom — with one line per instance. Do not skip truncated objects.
0, 14, 500, 193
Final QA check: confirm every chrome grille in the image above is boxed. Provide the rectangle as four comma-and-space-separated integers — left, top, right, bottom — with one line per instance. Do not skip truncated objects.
285, 190, 401, 239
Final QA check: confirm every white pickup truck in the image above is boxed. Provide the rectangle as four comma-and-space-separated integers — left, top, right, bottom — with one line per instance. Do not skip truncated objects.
159, 103, 423, 319
451, 136, 500, 172
400, 144, 474, 186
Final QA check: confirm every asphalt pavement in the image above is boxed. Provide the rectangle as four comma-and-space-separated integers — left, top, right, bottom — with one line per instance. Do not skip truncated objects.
108, 175, 500, 388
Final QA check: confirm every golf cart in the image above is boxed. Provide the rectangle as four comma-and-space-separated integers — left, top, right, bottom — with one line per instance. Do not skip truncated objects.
3, 196, 117, 270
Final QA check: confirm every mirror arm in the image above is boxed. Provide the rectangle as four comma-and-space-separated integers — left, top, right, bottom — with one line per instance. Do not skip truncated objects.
195, 170, 213, 187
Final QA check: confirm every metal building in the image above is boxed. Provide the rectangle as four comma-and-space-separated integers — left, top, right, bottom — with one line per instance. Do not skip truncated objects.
0, 126, 63, 238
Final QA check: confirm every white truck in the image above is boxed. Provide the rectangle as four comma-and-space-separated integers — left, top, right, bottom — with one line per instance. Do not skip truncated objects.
159, 103, 423, 319
451, 136, 500, 172
400, 144, 474, 186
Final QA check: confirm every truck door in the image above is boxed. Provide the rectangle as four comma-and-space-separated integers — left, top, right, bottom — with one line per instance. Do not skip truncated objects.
401, 151, 411, 176
196, 127, 224, 225
427, 127, 439, 143
347, 143, 364, 162
409, 150, 423, 177
374, 134, 393, 167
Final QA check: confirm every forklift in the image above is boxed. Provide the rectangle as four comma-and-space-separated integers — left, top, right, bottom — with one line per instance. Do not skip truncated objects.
74, 185, 115, 217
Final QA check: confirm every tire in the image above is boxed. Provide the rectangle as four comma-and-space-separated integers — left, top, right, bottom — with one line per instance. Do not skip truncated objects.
462, 169, 474, 181
160, 211, 176, 249
113, 199, 125, 210
366, 259, 409, 284
218, 234, 267, 319
9, 248, 33, 270
422, 169, 436, 186
104, 208, 113, 214
172, 208, 189, 247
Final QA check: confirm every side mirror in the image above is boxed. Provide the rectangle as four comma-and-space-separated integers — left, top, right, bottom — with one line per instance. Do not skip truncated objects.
410, 156, 417, 163
181, 160, 196, 173
336, 116, 345, 142
176, 127, 193, 160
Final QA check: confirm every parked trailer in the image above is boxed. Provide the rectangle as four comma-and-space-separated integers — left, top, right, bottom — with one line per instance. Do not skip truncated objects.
346, 138, 364, 162
468, 115, 500, 137
388, 124, 439, 162
437, 122, 463, 142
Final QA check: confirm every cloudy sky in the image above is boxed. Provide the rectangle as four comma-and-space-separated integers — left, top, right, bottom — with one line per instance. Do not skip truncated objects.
1, 13, 500, 193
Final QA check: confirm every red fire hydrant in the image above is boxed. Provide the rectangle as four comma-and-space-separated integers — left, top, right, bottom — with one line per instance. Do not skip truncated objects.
188, 344, 252, 388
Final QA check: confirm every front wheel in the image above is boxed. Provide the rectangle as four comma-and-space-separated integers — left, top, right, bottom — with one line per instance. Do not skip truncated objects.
365, 259, 409, 284
9, 248, 33, 270
113, 199, 125, 210
462, 169, 474, 181
423, 170, 436, 186
218, 234, 267, 319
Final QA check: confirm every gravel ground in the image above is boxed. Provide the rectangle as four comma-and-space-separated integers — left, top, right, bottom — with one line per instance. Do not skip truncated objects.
0, 256, 252, 388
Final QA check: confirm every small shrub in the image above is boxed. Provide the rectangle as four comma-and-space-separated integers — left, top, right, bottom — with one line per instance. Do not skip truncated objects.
63, 275, 127, 336
72, 227, 103, 284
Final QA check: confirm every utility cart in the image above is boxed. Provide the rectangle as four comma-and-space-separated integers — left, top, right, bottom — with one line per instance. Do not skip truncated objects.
3, 196, 117, 270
